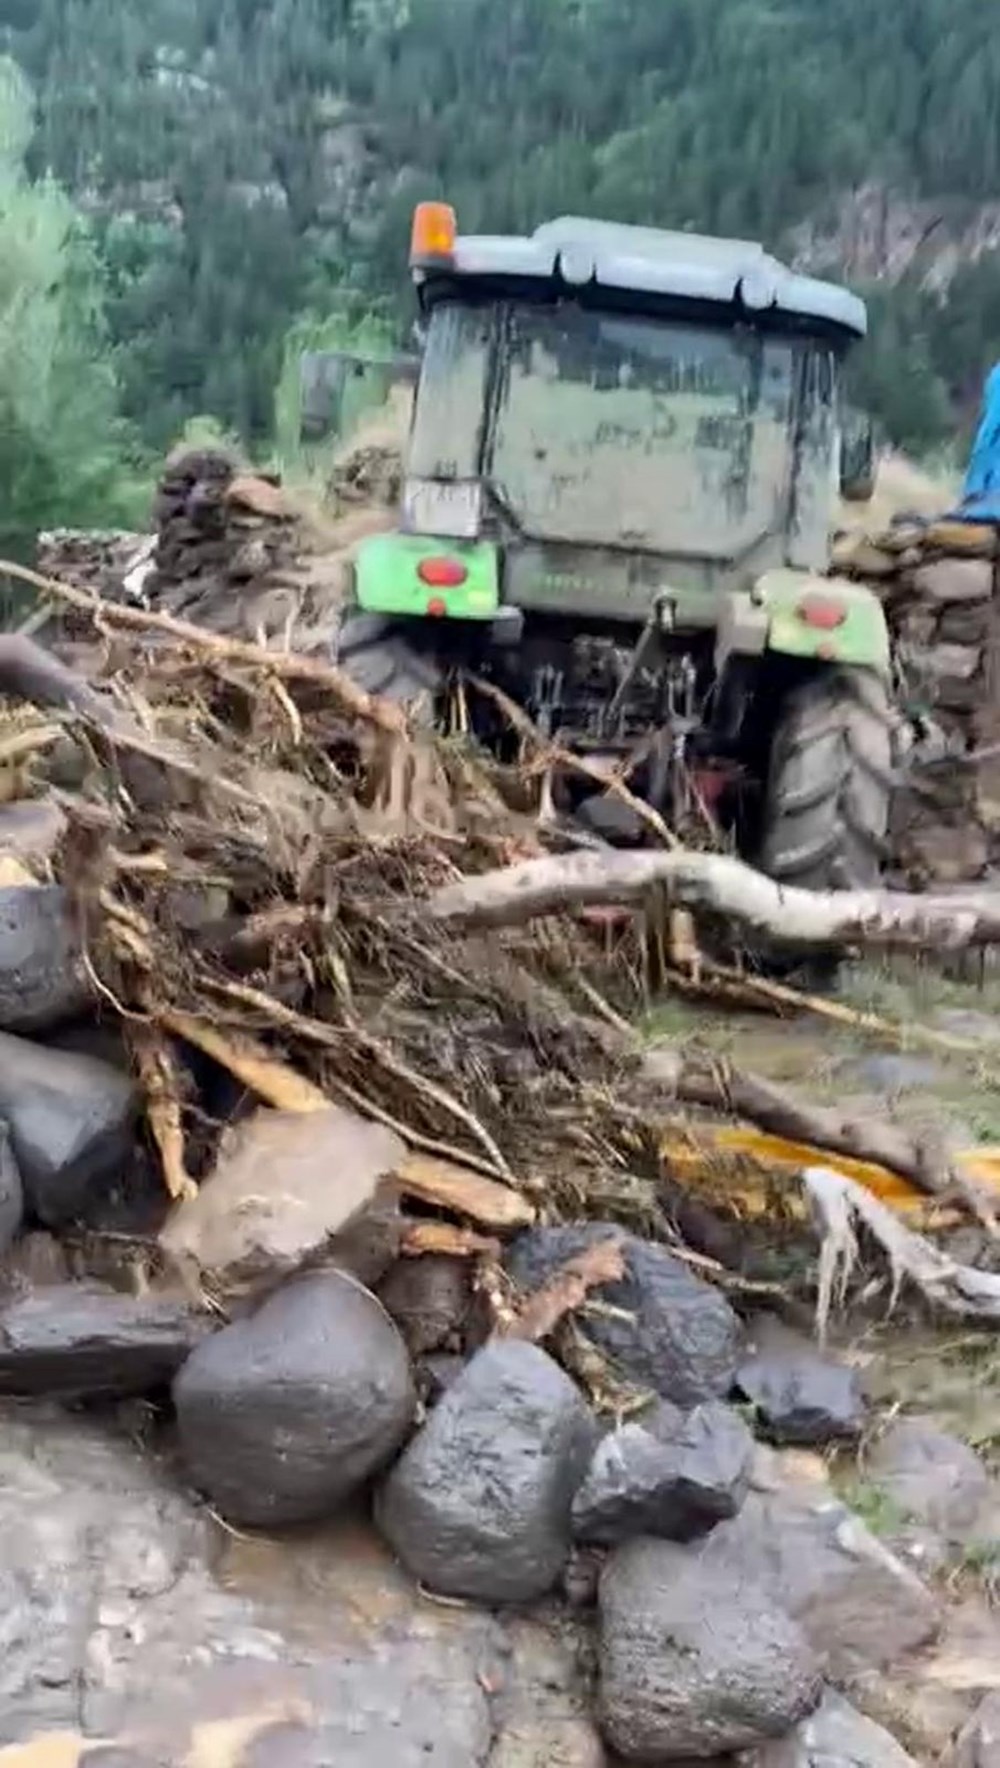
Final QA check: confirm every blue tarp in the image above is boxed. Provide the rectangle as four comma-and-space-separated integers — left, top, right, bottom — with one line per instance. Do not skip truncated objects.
954, 362, 1000, 522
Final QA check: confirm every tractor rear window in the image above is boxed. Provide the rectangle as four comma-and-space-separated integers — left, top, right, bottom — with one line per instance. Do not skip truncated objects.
488, 303, 796, 554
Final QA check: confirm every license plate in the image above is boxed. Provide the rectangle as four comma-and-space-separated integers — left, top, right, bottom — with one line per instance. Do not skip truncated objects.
403, 478, 482, 539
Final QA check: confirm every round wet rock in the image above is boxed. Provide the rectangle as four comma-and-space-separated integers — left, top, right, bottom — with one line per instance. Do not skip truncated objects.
173, 1268, 415, 1526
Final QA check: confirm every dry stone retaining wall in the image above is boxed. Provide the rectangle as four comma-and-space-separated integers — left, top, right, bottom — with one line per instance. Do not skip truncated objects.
832, 517, 1000, 885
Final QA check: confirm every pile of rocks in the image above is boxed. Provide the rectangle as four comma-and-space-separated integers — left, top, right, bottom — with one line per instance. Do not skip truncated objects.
148, 448, 304, 626
0, 917, 996, 1763
832, 515, 1000, 885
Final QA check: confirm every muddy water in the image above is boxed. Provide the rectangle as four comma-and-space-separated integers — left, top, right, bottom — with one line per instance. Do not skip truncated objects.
0, 1403, 602, 1768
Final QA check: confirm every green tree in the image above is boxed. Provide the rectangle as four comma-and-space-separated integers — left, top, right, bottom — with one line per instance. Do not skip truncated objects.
0, 56, 142, 550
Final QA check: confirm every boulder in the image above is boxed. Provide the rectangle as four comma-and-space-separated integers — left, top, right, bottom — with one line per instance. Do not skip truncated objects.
0, 884, 89, 1032
736, 1318, 865, 1446
0, 1032, 137, 1227
572, 1399, 754, 1545
597, 1537, 822, 1760
924, 521, 998, 558
913, 558, 994, 605
867, 1417, 992, 1543
159, 1105, 404, 1296
506, 1224, 742, 1405
174, 1269, 415, 1526
379, 1254, 471, 1355
753, 1689, 918, 1765
696, 1456, 941, 1678
0, 1283, 208, 1397
0, 1119, 23, 1255
847, 1596, 1000, 1761
950, 1691, 1000, 1767
377, 1339, 594, 1603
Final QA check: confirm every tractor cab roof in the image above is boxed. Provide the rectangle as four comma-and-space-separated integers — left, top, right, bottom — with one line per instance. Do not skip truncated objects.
411, 209, 867, 341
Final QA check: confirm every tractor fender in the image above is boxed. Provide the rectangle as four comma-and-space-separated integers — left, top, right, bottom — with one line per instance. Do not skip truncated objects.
353, 530, 500, 620
717, 569, 890, 678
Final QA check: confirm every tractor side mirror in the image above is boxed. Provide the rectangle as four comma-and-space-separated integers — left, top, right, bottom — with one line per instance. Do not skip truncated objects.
840, 413, 876, 503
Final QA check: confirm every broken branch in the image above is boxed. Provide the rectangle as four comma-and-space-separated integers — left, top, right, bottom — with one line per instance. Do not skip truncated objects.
1, 560, 406, 734
502, 1234, 626, 1342
425, 845, 1000, 951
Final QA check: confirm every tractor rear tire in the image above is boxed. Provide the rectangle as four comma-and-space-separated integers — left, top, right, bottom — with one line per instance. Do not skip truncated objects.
758, 666, 894, 893
334, 611, 442, 719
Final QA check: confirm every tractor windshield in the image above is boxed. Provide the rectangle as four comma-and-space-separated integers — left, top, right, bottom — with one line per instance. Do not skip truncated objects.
409, 299, 803, 556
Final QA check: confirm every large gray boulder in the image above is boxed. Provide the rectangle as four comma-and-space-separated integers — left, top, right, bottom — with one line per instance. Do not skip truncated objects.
696, 1459, 941, 1678
597, 1537, 822, 1760
572, 1399, 754, 1545
174, 1269, 415, 1526
0, 1031, 137, 1227
0, 1283, 209, 1398
736, 1317, 865, 1446
0, 884, 89, 1032
377, 1339, 594, 1603
506, 1224, 742, 1405
753, 1689, 919, 1765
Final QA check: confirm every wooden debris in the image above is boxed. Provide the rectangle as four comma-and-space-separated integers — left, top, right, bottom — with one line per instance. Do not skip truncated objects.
805, 1166, 1000, 1335
502, 1234, 625, 1343
131, 1024, 197, 1201
395, 1152, 535, 1233
401, 1221, 502, 1259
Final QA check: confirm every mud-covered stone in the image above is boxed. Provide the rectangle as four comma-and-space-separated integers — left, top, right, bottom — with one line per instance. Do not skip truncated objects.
913, 558, 994, 604
736, 1317, 865, 1446
379, 1253, 471, 1355
0, 884, 89, 1032
377, 1338, 594, 1603
174, 1268, 415, 1526
598, 1536, 822, 1760
572, 1399, 753, 1545
0, 1031, 137, 1227
754, 1689, 919, 1765
951, 1691, 1000, 1767
0, 1282, 208, 1397
0, 1118, 23, 1255
868, 1416, 992, 1542
160, 1104, 404, 1296
506, 1224, 742, 1405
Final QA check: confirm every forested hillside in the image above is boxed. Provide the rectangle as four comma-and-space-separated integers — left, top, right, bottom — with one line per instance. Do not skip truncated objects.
2, 0, 1000, 503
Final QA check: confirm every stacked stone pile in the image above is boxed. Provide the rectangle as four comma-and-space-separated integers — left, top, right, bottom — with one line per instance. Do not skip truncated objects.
832, 515, 1000, 884
148, 448, 303, 625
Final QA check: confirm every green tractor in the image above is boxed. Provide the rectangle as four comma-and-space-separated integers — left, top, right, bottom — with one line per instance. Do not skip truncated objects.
337, 201, 895, 890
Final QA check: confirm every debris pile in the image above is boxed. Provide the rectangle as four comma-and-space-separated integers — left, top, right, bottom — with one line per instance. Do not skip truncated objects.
36, 528, 150, 601
833, 514, 1000, 884
0, 536, 999, 1755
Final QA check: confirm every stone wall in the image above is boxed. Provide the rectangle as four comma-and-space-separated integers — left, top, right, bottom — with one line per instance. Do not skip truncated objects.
832, 517, 1000, 886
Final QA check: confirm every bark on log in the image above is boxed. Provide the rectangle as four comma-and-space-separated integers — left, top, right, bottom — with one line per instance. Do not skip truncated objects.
426, 847, 1000, 951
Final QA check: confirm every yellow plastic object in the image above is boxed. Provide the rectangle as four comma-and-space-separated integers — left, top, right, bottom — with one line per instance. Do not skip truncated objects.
660, 1125, 1000, 1224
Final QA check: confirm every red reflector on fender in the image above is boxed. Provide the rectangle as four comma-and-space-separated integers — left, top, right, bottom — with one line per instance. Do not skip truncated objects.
797, 595, 847, 630
425, 597, 447, 617
417, 556, 467, 588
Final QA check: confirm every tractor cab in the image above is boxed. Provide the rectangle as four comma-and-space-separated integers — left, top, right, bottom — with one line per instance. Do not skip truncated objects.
355, 203, 874, 646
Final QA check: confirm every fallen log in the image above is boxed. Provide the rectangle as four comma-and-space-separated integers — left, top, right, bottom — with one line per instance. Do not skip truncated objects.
641, 1048, 995, 1229
425, 846, 1000, 950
